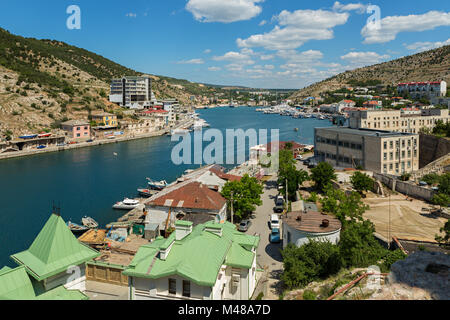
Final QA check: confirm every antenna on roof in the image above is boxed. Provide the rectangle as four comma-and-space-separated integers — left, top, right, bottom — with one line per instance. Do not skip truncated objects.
52, 201, 61, 216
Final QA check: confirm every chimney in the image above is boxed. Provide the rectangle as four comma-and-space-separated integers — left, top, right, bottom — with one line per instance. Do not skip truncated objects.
175, 220, 193, 241
321, 219, 330, 228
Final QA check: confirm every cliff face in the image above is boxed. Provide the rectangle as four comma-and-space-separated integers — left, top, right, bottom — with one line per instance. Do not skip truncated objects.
291, 45, 450, 99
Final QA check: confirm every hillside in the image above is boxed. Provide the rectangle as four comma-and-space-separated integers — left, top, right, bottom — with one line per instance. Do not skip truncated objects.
291, 45, 450, 99
0, 28, 223, 137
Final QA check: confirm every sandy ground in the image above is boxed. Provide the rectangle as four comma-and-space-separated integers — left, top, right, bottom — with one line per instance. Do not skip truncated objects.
363, 194, 447, 242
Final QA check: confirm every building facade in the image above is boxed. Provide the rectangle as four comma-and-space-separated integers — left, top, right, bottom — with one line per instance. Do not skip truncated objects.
110, 76, 157, 109
61, 120, 91, 141
348, 109, 450, 134
314, 127, 420, 175
123, 221, 259, 300
91, 112, 118, 129
397, 81, 447, 99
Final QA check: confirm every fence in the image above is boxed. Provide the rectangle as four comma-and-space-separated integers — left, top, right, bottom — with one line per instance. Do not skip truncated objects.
86, 261, 128, 287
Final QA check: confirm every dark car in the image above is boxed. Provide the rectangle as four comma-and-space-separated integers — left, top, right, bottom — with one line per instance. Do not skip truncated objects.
270, 228, 281, 243
238, 220, 252, 232
274, 196, 284, 213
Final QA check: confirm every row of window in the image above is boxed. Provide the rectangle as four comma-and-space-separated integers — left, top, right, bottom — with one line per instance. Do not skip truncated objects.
316, 137, 363, 150
168, 279, 191, 297
383, 139, 417, 150
383, 161, 412, 173
316, 152, 362, 166
383, 149, 417, 161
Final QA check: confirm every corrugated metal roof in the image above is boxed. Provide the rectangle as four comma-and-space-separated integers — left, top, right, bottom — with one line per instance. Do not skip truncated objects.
10, 214, 100, 281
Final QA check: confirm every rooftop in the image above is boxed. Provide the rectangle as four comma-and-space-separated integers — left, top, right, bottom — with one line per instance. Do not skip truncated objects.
61, 120, 89, 126
10, 213, 100, 281
283, 211, 342, 234
316, 127, 418, 138
123, 222, 259, 286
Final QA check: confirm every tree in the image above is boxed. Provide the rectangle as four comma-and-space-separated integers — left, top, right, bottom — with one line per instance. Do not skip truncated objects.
432, 193, 450, 210
221, 174, 263, 221
281, 241, 342, 289
350, 171, 374, 194
438, 173, 450, 195
435, 219, 450, 246
310, 162, 337, 192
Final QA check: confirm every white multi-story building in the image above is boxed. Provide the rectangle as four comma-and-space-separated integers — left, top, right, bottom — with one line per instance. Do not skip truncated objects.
397, 81, 447, 99
110, 76, 158, 109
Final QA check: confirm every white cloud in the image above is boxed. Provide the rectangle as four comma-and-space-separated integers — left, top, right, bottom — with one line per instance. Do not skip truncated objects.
208, 66, 222, 71
362, 11, 450, 44
213, 50, 255, 65
332, 1, 367, 14
404, 38, 450, 52
264, 64, 274, 70
237, 9, 349, 50
177, 58, 205, 64
259, 20, 267, 26
341, 51, 390, 67
126, 13, 137, 18
185, 0, 263, 23
204, 49, 212, 54
260, 54, 274, 60
277, 49, 324, 63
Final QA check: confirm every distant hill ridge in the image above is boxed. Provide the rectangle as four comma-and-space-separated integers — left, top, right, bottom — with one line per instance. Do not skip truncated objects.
290, 45, 450, 99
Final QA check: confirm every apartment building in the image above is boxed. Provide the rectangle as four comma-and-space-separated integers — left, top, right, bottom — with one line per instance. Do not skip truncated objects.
110, 76, 157, 109
348, 109, 450, 134
61, 120, 91, 141
397, 81, 447, 99
314, 127, 419, 175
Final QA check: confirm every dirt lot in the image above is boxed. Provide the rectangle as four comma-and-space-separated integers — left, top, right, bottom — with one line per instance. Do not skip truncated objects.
363, 194, 447, 242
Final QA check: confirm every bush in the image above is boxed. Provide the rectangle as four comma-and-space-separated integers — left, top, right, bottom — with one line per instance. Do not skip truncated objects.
380, 249, 407, 273
302, 290, 317, 300
281, 241, 343, 289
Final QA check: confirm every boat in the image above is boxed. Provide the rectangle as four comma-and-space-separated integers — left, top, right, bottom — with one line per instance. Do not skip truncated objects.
138, 188, 158, 197
82, 216, 99, 229
294, 128, 299, 132
19, 134, 38, 139
147, 178, 168, 190
36, 145, 46, 149
38, 133, 52, 138
170, 128, 190, 136
113, 198, 140, 210
67, 221, 89, 235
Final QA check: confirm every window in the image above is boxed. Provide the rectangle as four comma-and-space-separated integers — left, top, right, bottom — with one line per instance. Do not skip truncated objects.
384, 142, 387, 150
287, 232, 291, 243
182, 281, 191, 298
169, 279, 176, 295
383, 153, 387, 161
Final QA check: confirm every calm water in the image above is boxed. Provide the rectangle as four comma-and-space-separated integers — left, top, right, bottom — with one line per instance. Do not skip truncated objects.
0, 107, 333, 267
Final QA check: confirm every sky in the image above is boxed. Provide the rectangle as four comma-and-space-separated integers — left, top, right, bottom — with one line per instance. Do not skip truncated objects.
0, 0, 449, 89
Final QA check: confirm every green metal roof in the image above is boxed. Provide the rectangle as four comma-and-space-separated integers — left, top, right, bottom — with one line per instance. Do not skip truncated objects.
10, 214, 100, 281
36, 286, 89, 300
123, 221, 259, 287
0, 266, 37, 300
175, 220, 193, 227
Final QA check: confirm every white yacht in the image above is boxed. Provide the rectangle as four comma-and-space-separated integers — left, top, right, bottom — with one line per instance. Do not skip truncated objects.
113, 198, 140, 210
170, 128, 190, 136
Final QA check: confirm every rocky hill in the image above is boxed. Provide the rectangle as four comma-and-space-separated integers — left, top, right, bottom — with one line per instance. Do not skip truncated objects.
291, 45, 450, 99
0, 28, 222, 137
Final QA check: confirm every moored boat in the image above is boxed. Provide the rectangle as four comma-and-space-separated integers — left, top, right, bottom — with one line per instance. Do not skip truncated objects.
138, 188, 158, 197
38, 133, 52, 138
67, 221, 89, 235
82, 216, 99, 229
147, 178, 168, 190
19, 134, 38, 139
113, 198, 140, 210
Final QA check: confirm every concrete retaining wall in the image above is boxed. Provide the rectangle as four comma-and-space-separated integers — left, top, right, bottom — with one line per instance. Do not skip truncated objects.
373, 172, 436, 202
419, 134, 450, 169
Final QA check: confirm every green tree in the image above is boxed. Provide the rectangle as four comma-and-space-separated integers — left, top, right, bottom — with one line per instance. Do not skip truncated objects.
310, 162, 337, 192
281, 241, 342, 289
435, 219, 450, 246
320, 186, 369, 224
421, 173, 441, 186
438, 173, 450, 195
350, 171, 374, 194
432, 193, 450, 210
221, 174, 263, 221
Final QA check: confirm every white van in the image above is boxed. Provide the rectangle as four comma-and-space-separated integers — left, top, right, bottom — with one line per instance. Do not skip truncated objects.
270, 214, 280, 230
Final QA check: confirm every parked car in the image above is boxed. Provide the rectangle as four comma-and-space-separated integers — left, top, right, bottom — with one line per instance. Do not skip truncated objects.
270, 214, 280, 230
295, 154, 303, 161
270, 228, 281, 243
238, 220, 252, 232
274, 195, 284, 213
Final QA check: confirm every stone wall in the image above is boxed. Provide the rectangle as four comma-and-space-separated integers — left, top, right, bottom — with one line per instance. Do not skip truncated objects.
419, 134, 450, 168
373, 173, 436, 201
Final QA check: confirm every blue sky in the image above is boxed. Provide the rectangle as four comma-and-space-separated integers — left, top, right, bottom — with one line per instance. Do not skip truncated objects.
0, 0, 449, 89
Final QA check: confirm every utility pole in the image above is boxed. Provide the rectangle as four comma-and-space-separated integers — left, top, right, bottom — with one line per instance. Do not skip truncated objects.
230, 191, 234, 225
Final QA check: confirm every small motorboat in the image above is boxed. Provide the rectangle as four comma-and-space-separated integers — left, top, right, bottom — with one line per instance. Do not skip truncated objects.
147, 178, 168, 190
36, 145, 47, 149
113, 198, 140, 210
294, 128, 299, 132
67, 221, 89, 235
82, 216, 99, 229
38, 132, 52, 138
19, 134, 38, 139
138, 188, 157, 197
